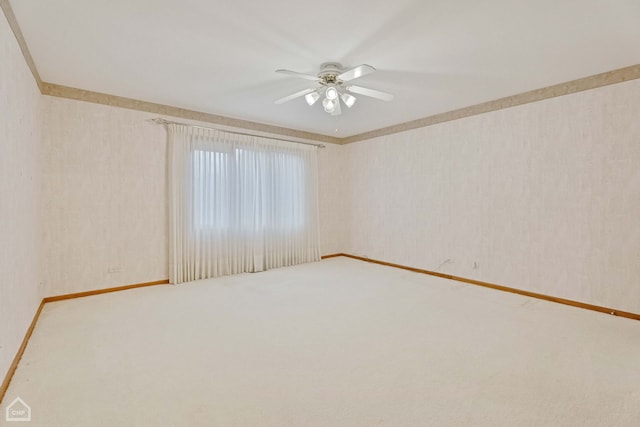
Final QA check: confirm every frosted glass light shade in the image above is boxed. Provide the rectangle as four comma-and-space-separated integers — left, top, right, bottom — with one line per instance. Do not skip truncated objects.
305, 91, 320, 106
325, 87, 338, 100
341, 93, 356, 108
322, 97, 335, 112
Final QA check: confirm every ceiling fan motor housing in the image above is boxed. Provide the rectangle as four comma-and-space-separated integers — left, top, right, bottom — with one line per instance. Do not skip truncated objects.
319, 62, 343, 84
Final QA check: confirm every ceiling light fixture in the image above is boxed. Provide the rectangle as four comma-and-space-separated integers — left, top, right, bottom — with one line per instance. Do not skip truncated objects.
305, 91, 320, 106
322, 97, 336, 113
340, 93, 356, 108
325, 86, 338, 100
275, 62, 394, 116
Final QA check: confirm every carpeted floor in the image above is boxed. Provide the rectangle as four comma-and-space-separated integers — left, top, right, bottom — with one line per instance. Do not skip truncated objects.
3, 257, 640, 426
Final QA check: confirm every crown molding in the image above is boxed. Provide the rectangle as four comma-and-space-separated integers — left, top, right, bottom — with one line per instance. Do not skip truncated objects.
40, 83, 342, 144
342, 64, 640, 144
41, 64, 640, 146
3, 1, 639, 145
1, 0, 340, 145
0, 0, 42, 91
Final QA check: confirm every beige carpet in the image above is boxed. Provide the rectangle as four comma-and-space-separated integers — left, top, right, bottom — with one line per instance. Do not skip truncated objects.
3, 257, 640, 426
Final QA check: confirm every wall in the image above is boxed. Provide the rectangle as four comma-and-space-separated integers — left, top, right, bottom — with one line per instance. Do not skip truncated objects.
344, 79, 640, 314
0, 10, 43, 384
318, 143, 347, 255
46, 77, 639, 312
42, 97, 346, 295
42, 97, 168, 295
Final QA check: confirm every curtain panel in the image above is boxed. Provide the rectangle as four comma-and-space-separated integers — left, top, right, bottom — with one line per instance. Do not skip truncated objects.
168, 124, 320, 284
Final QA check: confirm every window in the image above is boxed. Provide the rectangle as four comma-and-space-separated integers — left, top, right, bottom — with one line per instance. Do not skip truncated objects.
192, 148, 307, 232
192, 149, 231, 230
168, 123, 320, 283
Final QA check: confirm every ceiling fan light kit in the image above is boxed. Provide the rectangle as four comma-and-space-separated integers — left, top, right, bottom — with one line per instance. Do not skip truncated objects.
322, 97, 335, 111
275, 62, 393, 116
325, 86, 338, 100
304, 91, 320, 106
341, 93, 356, 108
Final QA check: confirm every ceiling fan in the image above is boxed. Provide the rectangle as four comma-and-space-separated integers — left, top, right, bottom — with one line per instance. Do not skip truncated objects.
274, 62, 394, 116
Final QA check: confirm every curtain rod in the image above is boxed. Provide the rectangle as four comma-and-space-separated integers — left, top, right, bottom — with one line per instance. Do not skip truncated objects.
149, 118, 325, 148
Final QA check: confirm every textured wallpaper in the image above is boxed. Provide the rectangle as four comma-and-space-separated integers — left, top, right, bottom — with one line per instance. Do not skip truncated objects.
41, 98, 346, 295
0, 11, 44, 383
318, 143, 348, 255
41, 78, 640, 314
42, 98, 169, 295
344, 79, 640, 314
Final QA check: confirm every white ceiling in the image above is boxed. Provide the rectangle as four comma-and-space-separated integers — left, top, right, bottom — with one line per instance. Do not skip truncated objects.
10, 0, 640, 138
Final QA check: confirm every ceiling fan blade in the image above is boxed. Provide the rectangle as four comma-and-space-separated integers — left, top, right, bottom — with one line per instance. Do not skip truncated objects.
274, 87, 316, 104
276, 69, 321, 81
338, 64, 376, 82
347, 85, 394, 101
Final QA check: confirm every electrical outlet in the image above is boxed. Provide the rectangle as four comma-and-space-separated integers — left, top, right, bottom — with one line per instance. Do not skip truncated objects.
473, 261, 479, 269
108, 267, 122, 274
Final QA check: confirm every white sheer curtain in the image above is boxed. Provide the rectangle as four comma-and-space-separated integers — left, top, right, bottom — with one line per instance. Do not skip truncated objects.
168, 124, 320, 284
